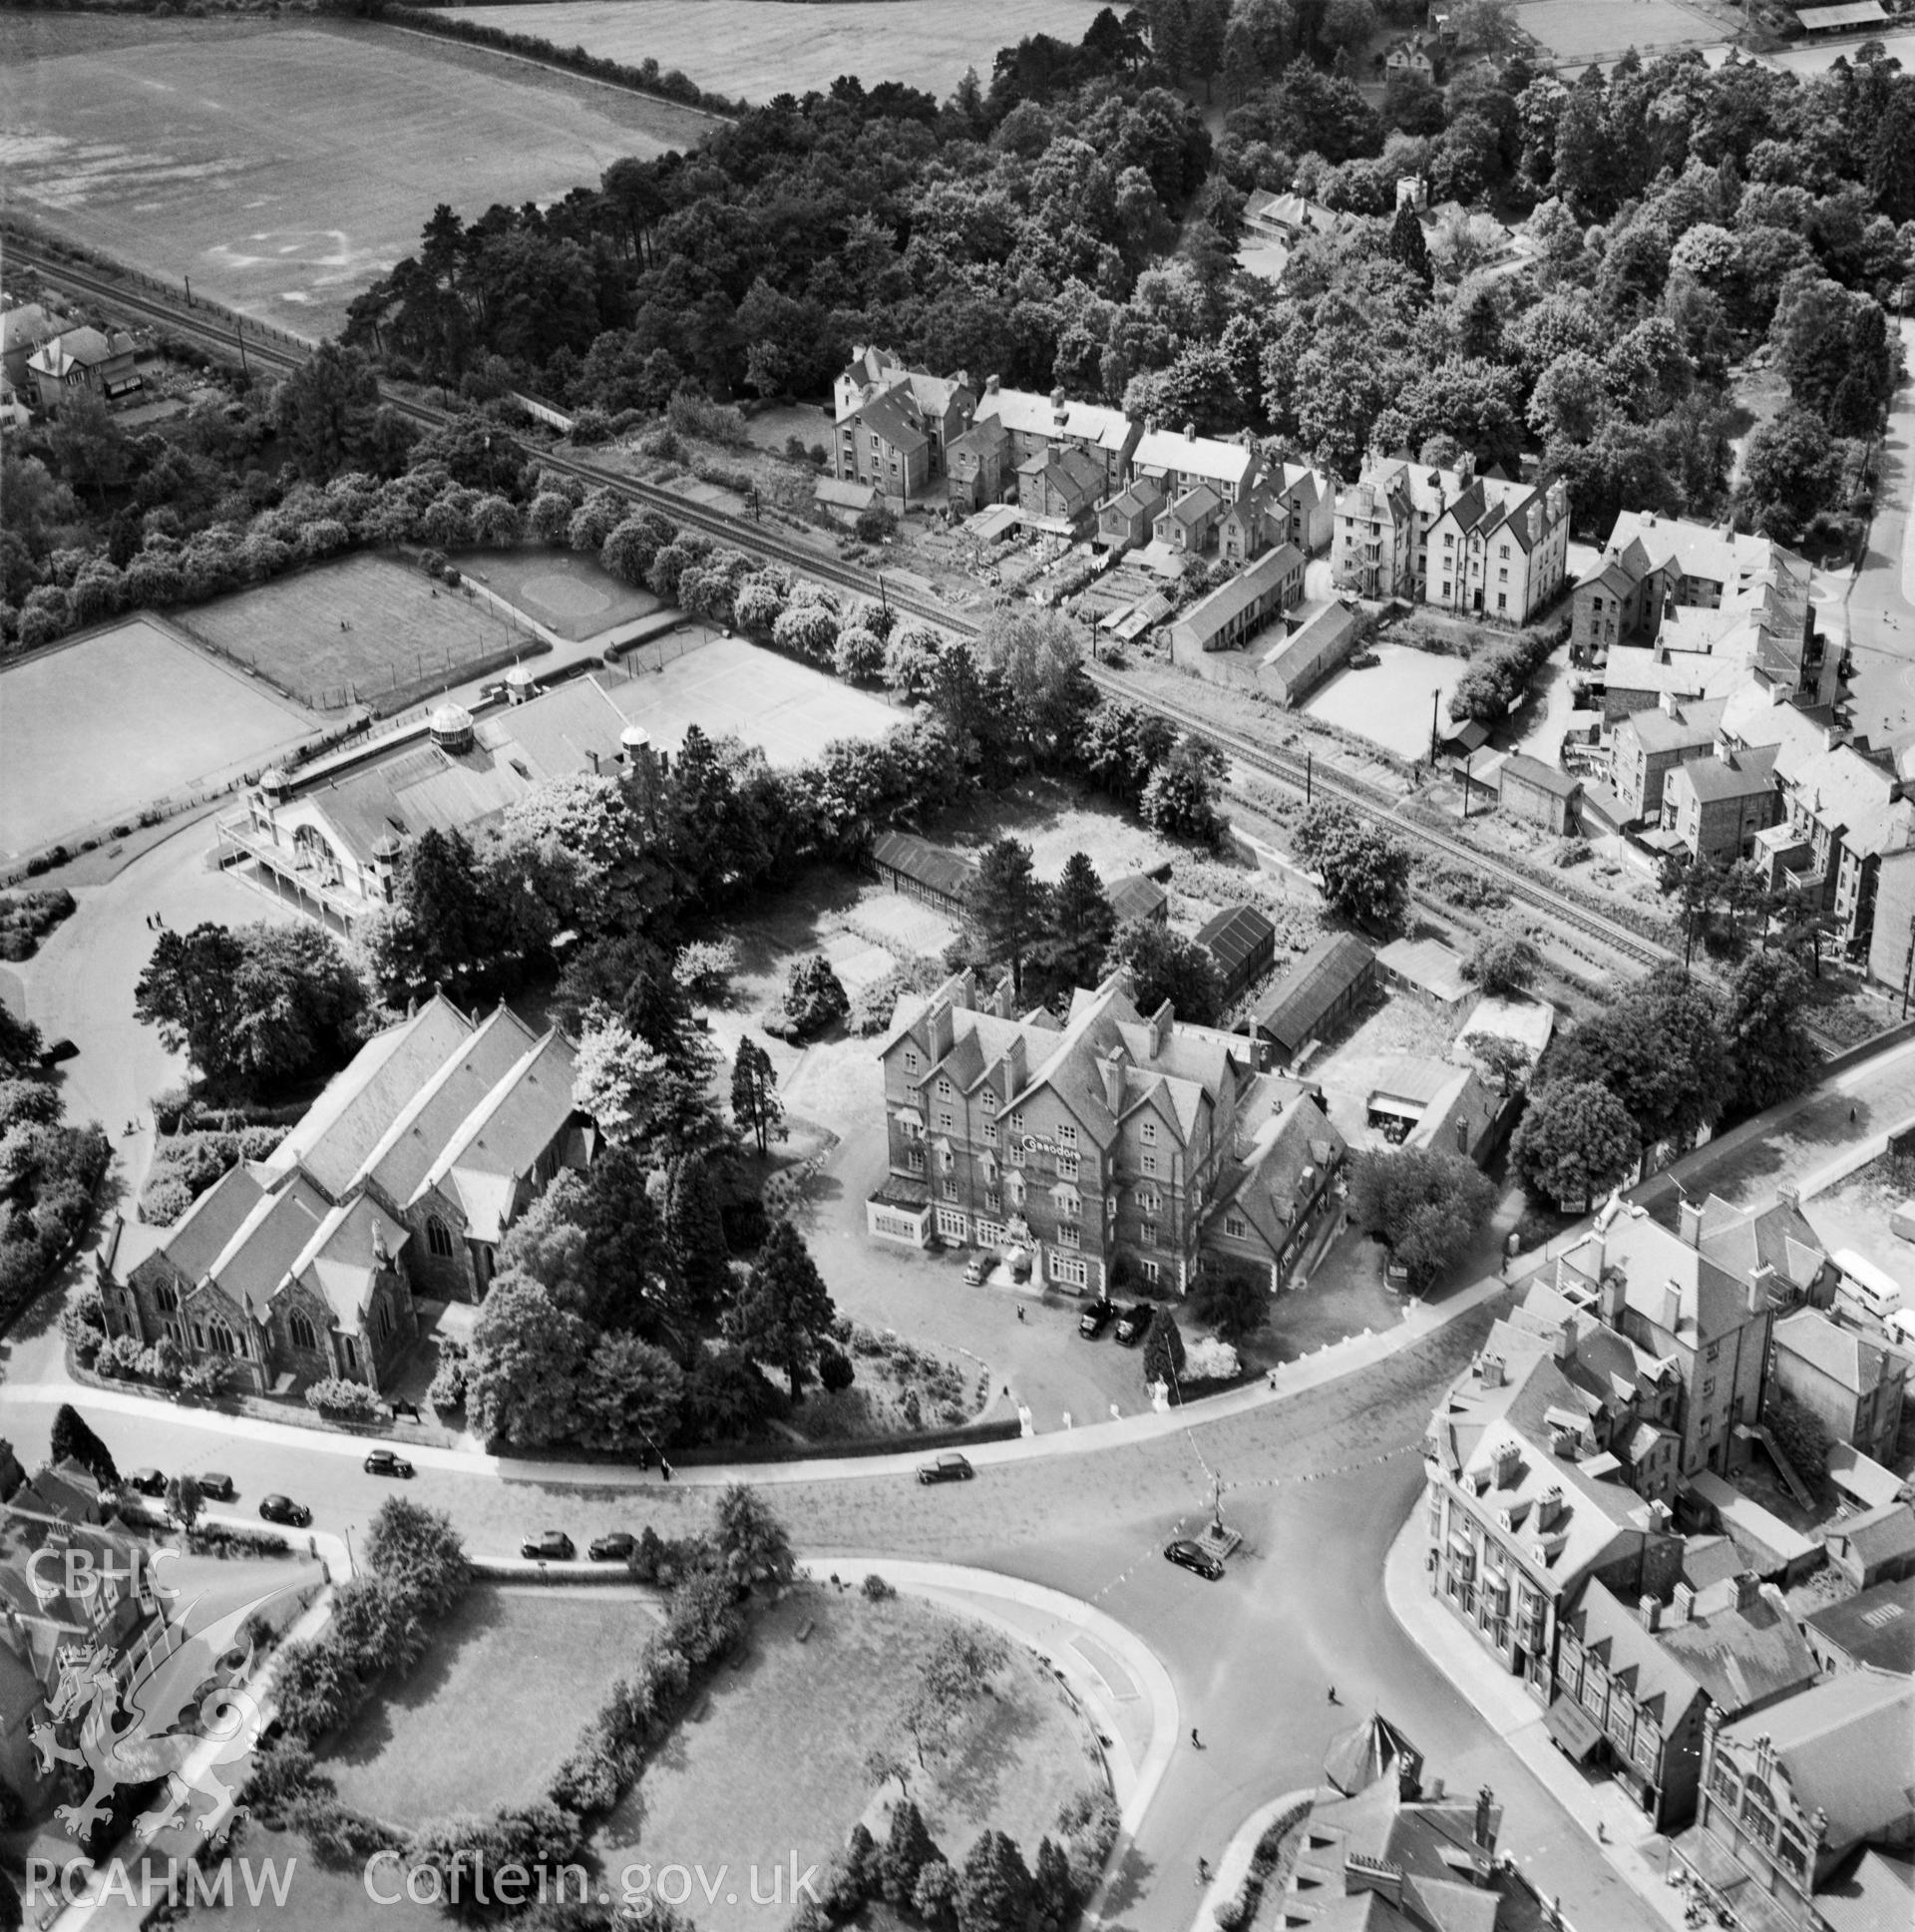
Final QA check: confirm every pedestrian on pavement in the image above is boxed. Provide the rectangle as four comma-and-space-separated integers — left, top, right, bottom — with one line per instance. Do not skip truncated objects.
1328, 1686, 1339, 1705
1191, 1728, 1202, 1748
1597, 1823, 1608, 1844
1267, 1369, 1279, 1391
1196, 1859, 1210, 1886
1016, 1305, 1025, 1323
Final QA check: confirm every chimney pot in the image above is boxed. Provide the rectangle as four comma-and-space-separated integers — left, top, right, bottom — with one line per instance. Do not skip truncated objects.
1640, 1594, 1661, 1633
1184, 421, 1197, 441
1672, 1582, 1694, 1625
1679, 1201, 1703, 1248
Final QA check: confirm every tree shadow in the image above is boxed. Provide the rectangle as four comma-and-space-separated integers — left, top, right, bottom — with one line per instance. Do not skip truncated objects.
928, 1682, 1044, 1832
1096, 1838, 1158, 1920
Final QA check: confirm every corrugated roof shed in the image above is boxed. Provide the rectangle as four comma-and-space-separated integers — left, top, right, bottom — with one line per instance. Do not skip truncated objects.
1196, 903, 1276, 977
1251, 933, 1374, 1051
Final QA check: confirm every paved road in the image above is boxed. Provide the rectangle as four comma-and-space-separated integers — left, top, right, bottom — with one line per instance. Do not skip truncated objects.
1841, 320, 1915, 742
0, 1292, 1661, 1932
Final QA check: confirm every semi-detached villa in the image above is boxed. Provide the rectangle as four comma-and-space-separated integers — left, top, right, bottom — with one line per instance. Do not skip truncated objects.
870, 966, 1347, 1297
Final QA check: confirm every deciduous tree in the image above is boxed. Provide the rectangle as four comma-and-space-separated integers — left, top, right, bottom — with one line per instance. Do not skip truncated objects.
1510, 1079, 1639, 1208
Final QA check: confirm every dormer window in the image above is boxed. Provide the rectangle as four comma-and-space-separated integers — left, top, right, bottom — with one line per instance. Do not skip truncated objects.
938, 1078, 953, 1100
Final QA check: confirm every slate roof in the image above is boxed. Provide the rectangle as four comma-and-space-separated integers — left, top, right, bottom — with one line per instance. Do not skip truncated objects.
1695, 1193, 1829, 1301
1167, 545, 1304, 649
1160, 484, 1222, 528
1213, 1087, 1346, 1255
1564, 1578, 1707, 1739
1804, 1574, 1915, 1675
1657, 1579, 1819, 1716
1499, 753, 1582, 800
1715, 1669, 1915, 1856
1264, 601, 1360, 691
1684, 1470, 1819, 1576
1622, 699, 1727, 755
1827, 1501, 1915, 1573
852, 388, 929, 455
1670, 744, 1777, 804
1774, 1309, 1904, 1397
1132, 425, 1261, 491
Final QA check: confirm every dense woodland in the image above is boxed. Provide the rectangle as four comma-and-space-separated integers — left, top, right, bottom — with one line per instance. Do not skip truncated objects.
343, 2, 1910, 545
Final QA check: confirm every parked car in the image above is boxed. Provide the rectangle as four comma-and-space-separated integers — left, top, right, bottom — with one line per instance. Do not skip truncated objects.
38, 1037, 78, 1067
589, 1531, 636, 1562
522, 1531, 575, 1561
363, 1448, 415, 1478
127, 1468, 167, 1497
195, 1473, 236, 1502
1347, 648, 1379, 670
1163, 1538, 1225, 1581
1114, 1303, 1155, 1346
962, 1258, 987, 1286
259, 1495, 311, 1528
1078, 1298, 1118, 1339
917, 1452, 974, 1485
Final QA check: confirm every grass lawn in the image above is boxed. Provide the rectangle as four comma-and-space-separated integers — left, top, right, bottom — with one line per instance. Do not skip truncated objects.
603, 634, 903, 768
0, 14, 715, 339
452, 547, 663, 643
936, 774, 1179, 886
1511, 0, 1720, 64
475, 0, 1110, 104
595, 1587, 1095, 1932
0, 617, 315, 860
177, 555, 538, 714
329, 1585, 656, 1825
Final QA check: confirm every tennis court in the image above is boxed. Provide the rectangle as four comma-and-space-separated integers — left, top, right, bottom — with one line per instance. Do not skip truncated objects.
606, 633, 900, 766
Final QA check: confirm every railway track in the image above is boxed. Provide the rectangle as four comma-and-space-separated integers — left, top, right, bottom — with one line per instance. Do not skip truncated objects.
23, 242, 1673, 968
1091, 667, 1678, 969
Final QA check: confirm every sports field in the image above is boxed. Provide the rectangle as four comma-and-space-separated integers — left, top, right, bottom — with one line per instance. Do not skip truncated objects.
177, 555, 539, 712
0, 618, 314, 859
0, 14, 715, 339
454, 548, 662, 642
478, 0, 1108, 103
1514, 0, 1721, 65
603, 632, 900, 765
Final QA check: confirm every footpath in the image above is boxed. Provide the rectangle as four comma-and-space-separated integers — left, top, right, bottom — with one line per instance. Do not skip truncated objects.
3, 1274, 1509, 1490
1381, 1513, 1693, 1932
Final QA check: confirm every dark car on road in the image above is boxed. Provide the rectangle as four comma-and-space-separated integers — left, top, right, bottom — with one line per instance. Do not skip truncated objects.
260, 1495, 311, 1528
38, 1038, 78, 1067
589, 1532, 636, 1562
127, 1467, 167, 1497
1077, 1298, 1118, 1339
522, 1531, 575, 1561
917, 1452, 973, 1485
1164, 1539, 1225, 1581
195, 1473, 236, 1502
363, 1448, 415, 1478
1114, 1304, 1155, 1346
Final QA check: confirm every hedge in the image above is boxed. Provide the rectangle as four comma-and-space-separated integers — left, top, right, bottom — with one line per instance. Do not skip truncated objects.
670, 1414, 1022, 1466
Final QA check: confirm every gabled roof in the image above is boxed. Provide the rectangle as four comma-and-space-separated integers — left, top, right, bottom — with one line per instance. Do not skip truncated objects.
1804, 1573, 1915, 1676
1716, 1668, 1915, 1855
155, 1163, 272, 1287
1499, 753, 1581, 800
1214, 1089, 1346, 1255
1668, 744, 1777, 804
1167, 545, 1304, 648
268, 995, 475, 1197
1251, 933, 1375, 1049
1657, 1579, 1819, 1717
851, 388, 929, 455
1774, 1309, 1904, 1397
1196, 904, 1276, 974
870, 829, 977, 902
280, 1191, 410, 1329
423, 1028, 578, 1239
1827, 1501, 1915, 1570
353, 1003, 544, 1207
1106, 873, 1169, 924
198, 1169, 332, 1312
1695, 1192, 1829, 1298
1563, 1578, 1706, 1737
1132, 425, 1261, 490
1159, 483, 1222, 527
1618, 698, 1727, 755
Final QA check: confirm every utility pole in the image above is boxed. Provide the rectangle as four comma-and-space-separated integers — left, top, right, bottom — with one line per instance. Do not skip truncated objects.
1305, 747, 1314, 805
1429, 687, 1442, 767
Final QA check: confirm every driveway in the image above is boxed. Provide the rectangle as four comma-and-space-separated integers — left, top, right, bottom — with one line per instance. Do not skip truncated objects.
15, 813, 298, 1223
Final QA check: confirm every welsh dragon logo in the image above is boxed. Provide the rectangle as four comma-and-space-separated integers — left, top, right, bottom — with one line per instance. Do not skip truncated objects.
29, 1590, 282, 1845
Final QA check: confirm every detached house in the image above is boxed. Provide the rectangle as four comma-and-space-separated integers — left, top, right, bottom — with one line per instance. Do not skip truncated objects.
98, 996, 593, 1393
26, 325, 141, 411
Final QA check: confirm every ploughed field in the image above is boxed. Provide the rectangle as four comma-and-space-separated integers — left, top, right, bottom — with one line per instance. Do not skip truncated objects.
0, 14, 714, 338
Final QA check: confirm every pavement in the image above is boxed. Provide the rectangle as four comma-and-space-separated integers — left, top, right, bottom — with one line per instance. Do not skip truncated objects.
1381, 1513, 1693, 1932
